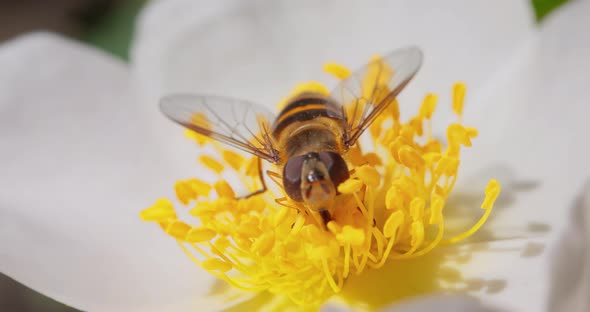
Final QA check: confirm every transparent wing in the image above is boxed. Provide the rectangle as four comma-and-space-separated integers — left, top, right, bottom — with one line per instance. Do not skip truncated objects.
331, 46, 423, 147
160, 94, 279, 163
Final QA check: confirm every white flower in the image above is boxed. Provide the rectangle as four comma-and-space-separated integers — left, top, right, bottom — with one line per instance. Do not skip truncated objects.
0, 0, 588, 311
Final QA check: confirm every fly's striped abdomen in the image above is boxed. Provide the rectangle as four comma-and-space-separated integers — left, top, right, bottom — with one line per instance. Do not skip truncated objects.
271, 93, 346, 160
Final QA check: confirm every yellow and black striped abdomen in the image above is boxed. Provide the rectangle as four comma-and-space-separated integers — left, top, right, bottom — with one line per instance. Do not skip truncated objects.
271, 93, 346, 161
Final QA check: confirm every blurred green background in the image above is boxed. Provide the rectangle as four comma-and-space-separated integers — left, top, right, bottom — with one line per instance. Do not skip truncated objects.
0, 0, 569, 311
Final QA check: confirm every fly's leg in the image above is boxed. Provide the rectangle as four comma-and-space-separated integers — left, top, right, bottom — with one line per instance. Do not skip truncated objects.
240, 157, 267, 199
275, 197, 300, 211
266, 170, 283, 187
275, 197, 311, 228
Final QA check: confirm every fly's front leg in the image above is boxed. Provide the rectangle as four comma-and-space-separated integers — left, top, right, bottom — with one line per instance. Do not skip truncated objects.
266, 170, 283, 187
240, 157, 267, 199
275, 197, 304, 212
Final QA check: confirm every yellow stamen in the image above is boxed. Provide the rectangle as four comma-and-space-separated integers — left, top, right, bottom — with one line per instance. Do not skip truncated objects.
190, 112, 212, 130
482, 179, 501, 209
323, 62, 352, 80
338, 178, 363, 194
185, 129, 209, 145
202, 258, 233, 272
186, 227, 216, 242
419, 93, 438, 119
165, 220, 191, 240
244, 157, 259, 177
214, 180, 235, 199
140, 198, 176, 222
355, 165, 380, 188
441, 179, 500, 245
222, 150, 245, 171
199, 155, 224, 174
447, 123, 472, 148
187, 178, 212, 197
251, 231, 276, 256
383, 210, 404, 238
453, 82, 466, 117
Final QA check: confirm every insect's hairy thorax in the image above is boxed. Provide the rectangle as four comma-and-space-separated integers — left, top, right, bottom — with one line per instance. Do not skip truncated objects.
271, 93, 346, 163
282, 124, 342, 158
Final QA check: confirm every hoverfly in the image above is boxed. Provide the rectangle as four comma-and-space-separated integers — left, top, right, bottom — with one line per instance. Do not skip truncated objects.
160, 47, 422, 226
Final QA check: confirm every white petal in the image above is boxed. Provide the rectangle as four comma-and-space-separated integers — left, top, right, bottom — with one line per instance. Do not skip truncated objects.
447, 0, 590, 310
131, 0, 534, 146
547, 181, 590, 312
379, 295, 505, 312
323, 295, 506, 312
458, 0, 590, 231
0, 33, 226, 311
132, 0, 535, 101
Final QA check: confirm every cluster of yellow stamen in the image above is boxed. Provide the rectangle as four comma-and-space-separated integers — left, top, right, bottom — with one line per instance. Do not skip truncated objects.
141, 58, 500, 309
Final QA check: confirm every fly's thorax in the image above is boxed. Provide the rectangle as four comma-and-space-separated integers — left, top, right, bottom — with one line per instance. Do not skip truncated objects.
271, 93, 345, 160
283, 124, 341, 159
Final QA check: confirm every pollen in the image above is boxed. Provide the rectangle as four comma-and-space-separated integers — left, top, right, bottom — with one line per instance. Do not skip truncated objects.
142, 59, 500, 309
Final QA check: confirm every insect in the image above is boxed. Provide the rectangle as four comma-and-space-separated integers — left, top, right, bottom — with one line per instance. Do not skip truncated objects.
160, 47, 423, 226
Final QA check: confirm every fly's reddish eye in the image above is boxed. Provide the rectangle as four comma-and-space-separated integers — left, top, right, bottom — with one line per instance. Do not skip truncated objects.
318, 152, 349, 190
282, 155, 305, 202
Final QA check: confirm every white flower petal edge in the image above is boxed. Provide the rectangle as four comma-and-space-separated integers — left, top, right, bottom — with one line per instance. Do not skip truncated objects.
130, 0, 534, 170
0, 33, 229, 312
547, 181, 590, 312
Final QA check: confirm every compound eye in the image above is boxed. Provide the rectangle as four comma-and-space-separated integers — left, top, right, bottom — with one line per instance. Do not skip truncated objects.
282, 155, 305, 202
318, 152, 350, 189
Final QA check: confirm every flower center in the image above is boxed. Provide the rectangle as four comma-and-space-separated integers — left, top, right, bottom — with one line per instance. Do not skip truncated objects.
140, 59, 500, 309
